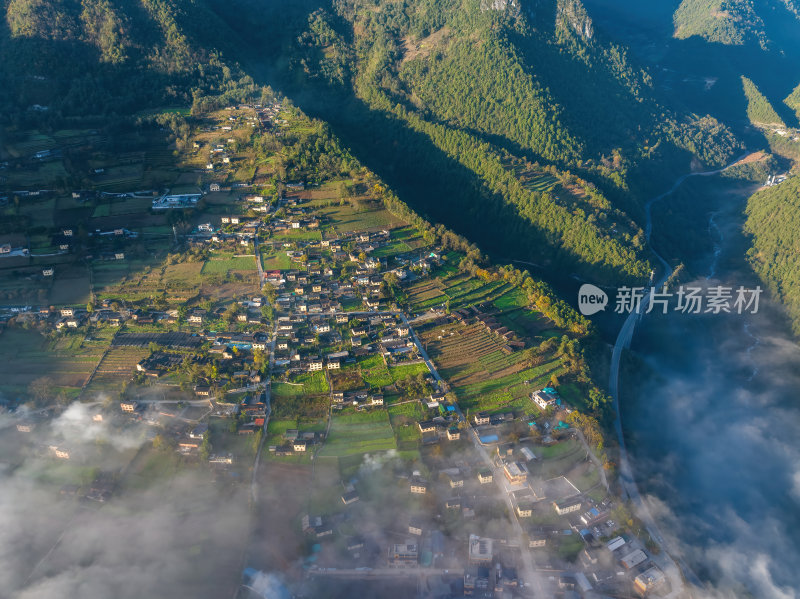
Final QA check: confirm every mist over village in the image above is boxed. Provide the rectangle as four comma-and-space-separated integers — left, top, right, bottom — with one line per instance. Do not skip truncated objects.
2, 0, 800, 598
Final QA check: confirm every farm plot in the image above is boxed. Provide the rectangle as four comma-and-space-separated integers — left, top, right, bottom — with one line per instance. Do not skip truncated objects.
328, 366, 365, 392
316, 204, 403, 233
259, 251, 292, 271
272, 371, 329, 399
388, 401, 428, 448
0, 328, 105, 395
371, 238, 412, 258
92, 164, 145, 192
359, 354, 391, 388
317, 410, 396, 458
85, 347, 149, 393
388, 362, 429, 381
201, 254, 256, 275
406, 280, 447, 311
389, 226, 429, 250
421, 321, 565, 412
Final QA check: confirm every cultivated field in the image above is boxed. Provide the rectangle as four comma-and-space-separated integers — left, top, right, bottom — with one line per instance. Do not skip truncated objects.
317, 410, 396, 458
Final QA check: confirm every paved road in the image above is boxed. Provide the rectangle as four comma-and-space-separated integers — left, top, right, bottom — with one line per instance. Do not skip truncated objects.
608, 157, 748, 596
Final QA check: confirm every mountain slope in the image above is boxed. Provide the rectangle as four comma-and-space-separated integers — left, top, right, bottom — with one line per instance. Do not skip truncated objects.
673, 0, 767, 46
742, 76, 786, 126
0, 0, 744, 286
275, 0, 745, 283
745, 177, 800, 334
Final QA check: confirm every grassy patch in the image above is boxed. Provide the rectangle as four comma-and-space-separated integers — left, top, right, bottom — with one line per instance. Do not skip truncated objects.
317, 410, 396, 457
201, 255, 256, 274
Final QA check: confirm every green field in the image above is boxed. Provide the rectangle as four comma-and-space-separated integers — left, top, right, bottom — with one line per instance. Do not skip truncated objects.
359, 354, 392, 387
388, 361, 430, 381
388, 401, 428, 447
201, 255, 256, 274
317, 410, 396, 457
260, 251, 293, 271
272, 371, 329, 399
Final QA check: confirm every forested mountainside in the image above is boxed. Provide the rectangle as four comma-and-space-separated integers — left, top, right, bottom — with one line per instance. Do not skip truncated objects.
673, 0, 769, 47
745, 176, 800, 334
673, 0, 800, 47
0, 0, 256, 122
1, 0, 743, 285
224, 0, 741, 283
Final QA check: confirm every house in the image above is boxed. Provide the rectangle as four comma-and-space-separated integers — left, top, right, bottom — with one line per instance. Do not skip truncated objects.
464, 565, 490, 595
448, 474, 464, 489
293, 440, 309, 452
209, 183, 221, 192
447, 426, 461, 440
341, 490, 360, 505
388, 543, 418, 567
189, 423, 208, 439
346, 537, 365, 552
179, 438, 201, 452
553, 496, 582, 515
606, 536, 626, 552
532, 388, 560, 410
473, 412, 490, 426
634, 567, 666, 594
408, 520, 423, 536
503, 461, 528, 485
53, 447, 70, 460
308, 359, 323, 372
194, 385, 211, 397
516, 503, 533, 518
410, 478, 427, 494
417, 420, 438, 434
445, 498, 461, 510
620, 549, 648, 570
468, 535, 493, 564
477, 470, 493, 484
528, 532, 548, 548
209, 454, 234, 464
120, 400, 138, 413
326, 359, 340, 370
188, 312, 204, 324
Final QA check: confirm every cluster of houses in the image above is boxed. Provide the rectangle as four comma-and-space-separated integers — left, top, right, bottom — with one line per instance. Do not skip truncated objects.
273, 311, 421, 376
270, 428, 324, 455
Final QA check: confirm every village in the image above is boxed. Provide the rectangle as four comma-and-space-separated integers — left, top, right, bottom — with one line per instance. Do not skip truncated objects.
0, 100, 670, 599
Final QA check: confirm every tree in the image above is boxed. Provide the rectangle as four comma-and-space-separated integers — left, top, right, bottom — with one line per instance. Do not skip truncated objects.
28, 376, 53, 406
199, 431, 212, 460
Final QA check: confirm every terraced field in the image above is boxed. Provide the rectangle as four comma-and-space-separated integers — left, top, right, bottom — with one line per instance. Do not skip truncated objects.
0, 328, 105, 395
85, 346, 149, 393
406, 273, 512, 312
420, 320, 565, 413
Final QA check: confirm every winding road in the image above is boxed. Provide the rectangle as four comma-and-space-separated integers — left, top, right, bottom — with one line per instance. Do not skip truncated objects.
608, 156, 748, 596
